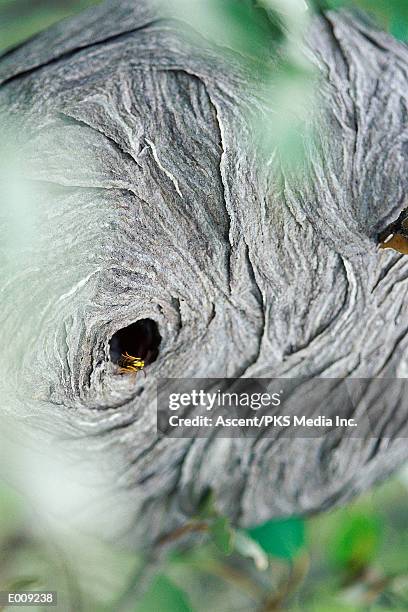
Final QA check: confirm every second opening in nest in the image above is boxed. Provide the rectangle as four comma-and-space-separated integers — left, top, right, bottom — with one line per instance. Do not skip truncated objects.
379, 207, 408, 254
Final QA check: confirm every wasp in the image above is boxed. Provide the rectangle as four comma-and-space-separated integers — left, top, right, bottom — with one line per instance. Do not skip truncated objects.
379, 208, 408, 254
118, 352, 145, 378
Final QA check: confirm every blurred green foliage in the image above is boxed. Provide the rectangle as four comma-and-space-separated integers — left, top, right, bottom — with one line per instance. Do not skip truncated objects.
245, 516, 305, 559
313, 0, 408, 41
0, 0, 101, 53
136, 576, 193, 612
164, 0, 314, 168
329, 512, 382, 572
210, 517, 235, 555
158, 0, 285, 67
1, 473, 407, 611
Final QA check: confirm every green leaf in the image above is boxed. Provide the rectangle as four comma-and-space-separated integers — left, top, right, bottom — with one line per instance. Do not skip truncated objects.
0, 0, 102, 53
163, 0, 284, 72
390, 12, 408, 41
136, 575, 193, 612
330, 513, 382, 572
245, 517, 305, 559
313, 0, 408, 42
210, 517, 235, 555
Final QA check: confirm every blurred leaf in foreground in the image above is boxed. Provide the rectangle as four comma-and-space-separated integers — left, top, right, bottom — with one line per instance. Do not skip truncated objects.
210, 517, 235, 555
313, 0, 408, 42
0, 0, 102, 53
245, 516, 305, 559
0, 480, 25, 539
136, 574, 193, 612
330, 512, 382, 574
160, 0, 316, 168
158, 0, 284, 63
356, 0, 408, 41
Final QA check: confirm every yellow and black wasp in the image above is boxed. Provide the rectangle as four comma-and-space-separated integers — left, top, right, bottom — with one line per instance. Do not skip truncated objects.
118, 352, 145, 378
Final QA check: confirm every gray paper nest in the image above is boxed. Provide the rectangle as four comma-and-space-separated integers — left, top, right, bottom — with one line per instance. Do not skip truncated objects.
1, 0, 408, 545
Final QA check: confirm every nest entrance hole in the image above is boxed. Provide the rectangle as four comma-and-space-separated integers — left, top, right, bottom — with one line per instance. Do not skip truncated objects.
110, 319, 161, 366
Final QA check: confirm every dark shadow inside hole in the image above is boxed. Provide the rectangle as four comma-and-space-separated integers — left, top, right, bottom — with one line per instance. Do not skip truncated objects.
109, 319, 161, 366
